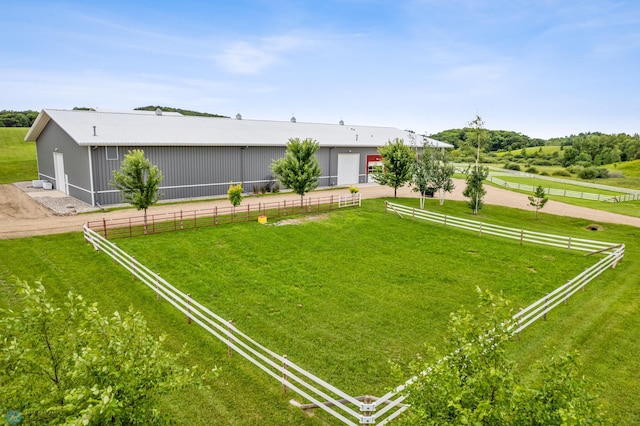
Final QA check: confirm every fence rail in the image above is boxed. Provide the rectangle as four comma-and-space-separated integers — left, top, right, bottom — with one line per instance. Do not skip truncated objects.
83, 223, 388, 426
486, 175, 640, 202
381, 201, 625, 413
82, 201, 624, 424
86, 194, 361, 239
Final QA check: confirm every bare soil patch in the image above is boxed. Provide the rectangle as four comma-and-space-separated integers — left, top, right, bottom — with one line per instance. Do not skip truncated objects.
0, 184, 53, 220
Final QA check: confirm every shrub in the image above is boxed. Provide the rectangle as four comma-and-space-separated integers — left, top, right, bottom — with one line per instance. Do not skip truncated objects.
349, 185, 359, 194
540, 171, 549, 176
532, 159, 552, 166
578, 167, 609, 179
227, 183, 243, 206
271, 182, 280, 193
607, 170, 625, 178
525, 166, 539, 174
566, 165, 583, 174
553, 169, 572, 177
503, 163, 521, 171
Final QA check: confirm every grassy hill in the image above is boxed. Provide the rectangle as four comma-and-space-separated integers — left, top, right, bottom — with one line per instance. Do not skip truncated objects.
0, 127, 36, 184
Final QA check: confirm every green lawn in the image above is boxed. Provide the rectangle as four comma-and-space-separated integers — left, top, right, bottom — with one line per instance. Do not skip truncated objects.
0, 127, 36, 183
495, 145, 563, 157
1, 198, 638, 424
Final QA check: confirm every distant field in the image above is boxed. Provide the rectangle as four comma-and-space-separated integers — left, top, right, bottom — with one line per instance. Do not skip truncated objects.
495, 145, 563, 157
1, 199, 638, 424
0, 127, 36, 183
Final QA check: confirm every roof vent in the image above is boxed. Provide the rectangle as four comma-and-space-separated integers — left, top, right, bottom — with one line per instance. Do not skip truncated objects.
339, 119, 344, 125
155, 108, 163, 116
236, 113, 242, 120
290, 115, 296, 123
93, 126, 97, 136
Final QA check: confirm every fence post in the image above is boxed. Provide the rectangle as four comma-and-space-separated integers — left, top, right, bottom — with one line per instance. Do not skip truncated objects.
103, 218, 108, 239
443, 214, 447, 226
214, 206, 218, 225
331, 195, 334, 210
564, 282, 569, 305
187, 293, 191, 325
247, 204, 250, 221
544, 293, 548, 321
567, 237, 572, 251
180, 210, 184, 229
517, 308, 522, 341
132, 256, 136, 280
384, 200, 387, 213
283, 200, 287, 216
228, 320, 233, 357
519, 229, 524, 245
129, 217, 132, 238
282, 355, 288, 394
479, 223, 483, 237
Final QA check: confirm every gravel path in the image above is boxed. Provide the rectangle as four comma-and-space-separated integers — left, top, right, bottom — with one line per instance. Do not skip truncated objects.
1, 179, 639, 240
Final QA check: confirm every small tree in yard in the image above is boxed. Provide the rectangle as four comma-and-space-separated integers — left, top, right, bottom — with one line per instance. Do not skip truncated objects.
462, 165, 489, 214
528, 185, 549, 219
271, 138, 321, 206
431, 148, 455, 206
0, 279, 216, 425
394, 288, 607, 425
228, 183, 243, 207
372, 138, 415, 198
111, 149, 163, 233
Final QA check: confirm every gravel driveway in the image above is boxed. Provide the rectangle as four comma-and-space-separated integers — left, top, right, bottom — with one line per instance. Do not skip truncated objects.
1, 179, 639, 240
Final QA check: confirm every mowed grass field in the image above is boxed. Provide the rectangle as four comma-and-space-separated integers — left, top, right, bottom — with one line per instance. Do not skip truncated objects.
1, 199, 639, 424
0, 127, 36, 183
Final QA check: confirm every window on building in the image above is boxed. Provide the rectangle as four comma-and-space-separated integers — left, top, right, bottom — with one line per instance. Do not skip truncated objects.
106, 146, 118, 161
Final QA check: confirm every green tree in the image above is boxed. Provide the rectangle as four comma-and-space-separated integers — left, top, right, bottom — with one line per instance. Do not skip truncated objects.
0, 279, 215, 425
271, 138, 321, 206
227, 182, 243, 207
394, 288, 607, 425
412, 146, 455, 208
111, 149, 163, 233
372, 138, 415, 198
412, 147, 436, 209
528, 185, 549, 219
462, 165, 489, 215
431, 148, 455, 206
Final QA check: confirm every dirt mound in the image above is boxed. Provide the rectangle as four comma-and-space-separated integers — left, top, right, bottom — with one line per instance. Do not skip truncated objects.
0, 184, 53, 219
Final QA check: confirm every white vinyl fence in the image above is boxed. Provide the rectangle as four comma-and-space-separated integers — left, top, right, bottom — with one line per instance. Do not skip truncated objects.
83, 224, 395, 425
385, 201, 625, 335
486, 175, 640, 202
83, 202, 624, 425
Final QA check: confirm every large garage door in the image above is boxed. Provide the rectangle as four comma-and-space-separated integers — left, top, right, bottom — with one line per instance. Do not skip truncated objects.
337, 153, 360, 185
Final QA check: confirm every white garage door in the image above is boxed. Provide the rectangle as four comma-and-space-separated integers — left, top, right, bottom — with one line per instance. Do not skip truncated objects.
337, 153, 360, 185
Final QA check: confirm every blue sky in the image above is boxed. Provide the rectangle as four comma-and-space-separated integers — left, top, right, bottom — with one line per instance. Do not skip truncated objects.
2, 0, 639, 139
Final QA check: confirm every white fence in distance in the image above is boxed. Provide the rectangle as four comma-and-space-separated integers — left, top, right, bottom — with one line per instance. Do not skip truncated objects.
486, 175, 640, 202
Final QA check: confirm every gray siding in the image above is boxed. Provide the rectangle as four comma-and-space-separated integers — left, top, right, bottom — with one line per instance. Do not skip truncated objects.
90, 144, 381, 205
35, 121, 92, 204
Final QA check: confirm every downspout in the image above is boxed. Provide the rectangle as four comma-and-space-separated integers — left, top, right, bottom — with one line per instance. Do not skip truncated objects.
87, 146, 96, 206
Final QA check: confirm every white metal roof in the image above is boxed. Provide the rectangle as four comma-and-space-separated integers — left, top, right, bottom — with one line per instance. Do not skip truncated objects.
25, 109, 453, 148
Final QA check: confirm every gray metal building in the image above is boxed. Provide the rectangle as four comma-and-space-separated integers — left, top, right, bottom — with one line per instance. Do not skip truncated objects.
25, 109, 451, 206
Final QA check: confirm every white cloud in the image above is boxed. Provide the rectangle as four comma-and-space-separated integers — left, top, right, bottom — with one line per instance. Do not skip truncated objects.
214, 33, 311, 75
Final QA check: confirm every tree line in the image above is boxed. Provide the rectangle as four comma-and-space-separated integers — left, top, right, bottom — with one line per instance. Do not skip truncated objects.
0, 110, 39, 127
552, 132, 640, 166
